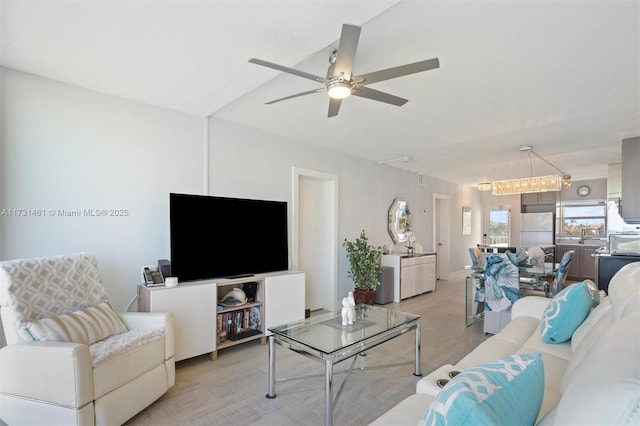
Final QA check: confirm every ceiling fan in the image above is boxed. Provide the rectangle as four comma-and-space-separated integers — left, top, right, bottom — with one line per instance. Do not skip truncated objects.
249, 24, 440, 118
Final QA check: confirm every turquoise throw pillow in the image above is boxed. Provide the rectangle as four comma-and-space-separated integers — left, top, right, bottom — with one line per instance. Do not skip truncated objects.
540, 281, 592, 344
418, 353, 544, 426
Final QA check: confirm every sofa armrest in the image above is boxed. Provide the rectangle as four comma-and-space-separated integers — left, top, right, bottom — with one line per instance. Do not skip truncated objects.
512, 295, 550, 320
119, 312, 174, 359
0, 341, 93, 408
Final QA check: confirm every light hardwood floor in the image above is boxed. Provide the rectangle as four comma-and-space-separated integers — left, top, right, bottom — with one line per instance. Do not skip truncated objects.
125, 277, 487, 426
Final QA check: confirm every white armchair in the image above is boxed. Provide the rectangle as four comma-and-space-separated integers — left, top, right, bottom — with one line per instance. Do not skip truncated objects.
0, 253, 175, 425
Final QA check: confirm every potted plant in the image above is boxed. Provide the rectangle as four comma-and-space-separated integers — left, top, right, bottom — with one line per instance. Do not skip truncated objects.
343, 230, 382, 304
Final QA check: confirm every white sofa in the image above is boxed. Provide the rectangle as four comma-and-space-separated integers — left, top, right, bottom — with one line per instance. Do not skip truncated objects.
372, 261, 640, 425
0, 253, 175, 426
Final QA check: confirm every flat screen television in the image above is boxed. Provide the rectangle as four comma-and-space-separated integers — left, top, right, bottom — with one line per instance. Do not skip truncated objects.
169, 193, 289, 282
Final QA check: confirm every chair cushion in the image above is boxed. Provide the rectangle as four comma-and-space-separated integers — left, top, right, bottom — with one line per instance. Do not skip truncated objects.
540, 281, 591, 343
90, 327, 164, 367
483, 254, 519, 312
0, 253, 108, 342
419, 353, 544, 426
25, 302, 128, 345
91, 328, 165, 398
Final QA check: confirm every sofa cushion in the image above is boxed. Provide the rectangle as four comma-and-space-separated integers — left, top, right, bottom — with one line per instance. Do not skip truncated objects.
25, 302, 128, 345
553, 312, 640, 425
418, 353, 544, 426
561, 299, 614, 392
570, 297, 612, 352
540, 281, 591, 343
455, 337, 523, 370
607, 262, 640, 321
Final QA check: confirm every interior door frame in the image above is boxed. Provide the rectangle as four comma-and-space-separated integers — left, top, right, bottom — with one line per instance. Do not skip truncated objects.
292, 167, 339, 311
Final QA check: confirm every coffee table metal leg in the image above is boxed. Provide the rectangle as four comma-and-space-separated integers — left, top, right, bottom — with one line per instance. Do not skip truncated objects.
266, 334, 276, 399
414, 322, 422, 376
325, 359, 334, 426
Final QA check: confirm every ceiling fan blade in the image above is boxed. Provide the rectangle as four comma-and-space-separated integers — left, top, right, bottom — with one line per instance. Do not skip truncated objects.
328, 98, 342, 117
354, 57, 440, 86
265, 88, 327, 105
332, 24, 361, 80
351, 86, 408, 106
249, 58, 326, 84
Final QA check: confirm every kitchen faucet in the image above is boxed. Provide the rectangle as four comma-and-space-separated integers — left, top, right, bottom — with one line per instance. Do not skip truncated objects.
579, 229, 587, 244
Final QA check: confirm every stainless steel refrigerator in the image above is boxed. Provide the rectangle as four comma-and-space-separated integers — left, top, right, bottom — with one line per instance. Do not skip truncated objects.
520, 212, 554, 246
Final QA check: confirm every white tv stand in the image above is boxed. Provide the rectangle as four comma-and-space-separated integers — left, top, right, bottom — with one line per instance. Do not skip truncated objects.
138, 270, 305, 361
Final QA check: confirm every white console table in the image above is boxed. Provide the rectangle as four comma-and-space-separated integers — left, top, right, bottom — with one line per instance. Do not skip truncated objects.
381, 253, 436, 302
138, 270, 305, 361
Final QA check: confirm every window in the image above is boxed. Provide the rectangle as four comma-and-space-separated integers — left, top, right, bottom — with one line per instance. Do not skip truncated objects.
489, 209, 510, 246
560, 201, 607, 237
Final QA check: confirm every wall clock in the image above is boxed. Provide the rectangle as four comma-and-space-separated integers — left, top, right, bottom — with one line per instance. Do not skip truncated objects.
577, 185, 591, 196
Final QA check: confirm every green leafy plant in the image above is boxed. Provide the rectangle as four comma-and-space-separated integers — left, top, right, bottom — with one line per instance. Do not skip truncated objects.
343, 230, 382, 292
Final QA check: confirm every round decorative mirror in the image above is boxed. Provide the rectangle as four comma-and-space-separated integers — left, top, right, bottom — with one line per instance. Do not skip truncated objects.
388, 198, 411, 244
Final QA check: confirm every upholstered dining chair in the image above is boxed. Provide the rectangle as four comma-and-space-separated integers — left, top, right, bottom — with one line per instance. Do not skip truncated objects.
0, 253, 175, 425
552, 250, 576, 297
483, 253, 520, 334
526, 246, 547, 271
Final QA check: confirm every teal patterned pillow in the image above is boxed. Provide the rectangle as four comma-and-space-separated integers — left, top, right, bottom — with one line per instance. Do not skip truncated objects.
540, 281, 592, 343
419, 353, 544, 425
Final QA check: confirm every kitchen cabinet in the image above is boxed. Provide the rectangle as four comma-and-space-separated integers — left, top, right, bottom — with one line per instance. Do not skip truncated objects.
555, 245, 598, 281
580, 246, 598, 280
621, 137, 640, 223
521, 192, 557, 205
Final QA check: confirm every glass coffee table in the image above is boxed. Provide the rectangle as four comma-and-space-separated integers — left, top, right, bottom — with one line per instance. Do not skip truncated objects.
266, 304, 421, 426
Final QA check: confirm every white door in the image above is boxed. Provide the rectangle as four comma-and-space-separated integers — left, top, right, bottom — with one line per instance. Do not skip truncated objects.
293, 168, 338, 311
433, 194, 450, 280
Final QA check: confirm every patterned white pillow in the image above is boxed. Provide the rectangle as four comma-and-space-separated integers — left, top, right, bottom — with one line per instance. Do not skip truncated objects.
25, 302, 128, 345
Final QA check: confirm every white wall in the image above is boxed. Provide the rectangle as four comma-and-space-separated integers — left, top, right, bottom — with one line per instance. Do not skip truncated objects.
1, 68, 474, 328
1, 68, 204, 311
207, 119, 475, 299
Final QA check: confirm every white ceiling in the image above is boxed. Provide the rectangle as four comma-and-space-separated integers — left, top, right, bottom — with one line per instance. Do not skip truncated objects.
2, 0, 639, 186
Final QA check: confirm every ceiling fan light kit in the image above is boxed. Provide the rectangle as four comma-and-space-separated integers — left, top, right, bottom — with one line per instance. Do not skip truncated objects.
327, 80, 353, 99
249, 23, 439, 117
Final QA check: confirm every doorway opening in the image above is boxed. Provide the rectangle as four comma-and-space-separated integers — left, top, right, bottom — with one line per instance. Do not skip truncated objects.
484, 206, 511, 246
292, 168, 339, 311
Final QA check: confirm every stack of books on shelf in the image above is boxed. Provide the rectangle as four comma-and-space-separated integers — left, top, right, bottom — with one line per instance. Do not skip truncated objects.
217, 306, 262, 338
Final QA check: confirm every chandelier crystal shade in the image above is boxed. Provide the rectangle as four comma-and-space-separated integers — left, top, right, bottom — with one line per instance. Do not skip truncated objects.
488, 146, 571, 195
492, 174, 562, 195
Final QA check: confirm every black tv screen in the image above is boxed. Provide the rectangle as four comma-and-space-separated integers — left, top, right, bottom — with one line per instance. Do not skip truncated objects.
170, 193, 289, 282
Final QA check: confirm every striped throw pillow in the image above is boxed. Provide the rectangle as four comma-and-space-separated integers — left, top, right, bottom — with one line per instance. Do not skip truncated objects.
26, 302, 128, 345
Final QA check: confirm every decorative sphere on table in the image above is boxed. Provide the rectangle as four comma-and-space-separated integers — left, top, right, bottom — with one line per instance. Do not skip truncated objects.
341, 291, 356, 326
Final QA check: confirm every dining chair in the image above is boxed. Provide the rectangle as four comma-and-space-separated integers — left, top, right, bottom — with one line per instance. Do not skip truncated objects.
552, 250, 575, 297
